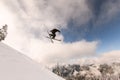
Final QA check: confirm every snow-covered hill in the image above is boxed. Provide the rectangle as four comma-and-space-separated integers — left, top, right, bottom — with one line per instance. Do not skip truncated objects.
0, 43, 64, 80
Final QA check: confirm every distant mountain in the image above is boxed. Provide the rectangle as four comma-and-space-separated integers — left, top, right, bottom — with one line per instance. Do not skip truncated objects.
0, 43, 64, 80
52, 62, 120, 80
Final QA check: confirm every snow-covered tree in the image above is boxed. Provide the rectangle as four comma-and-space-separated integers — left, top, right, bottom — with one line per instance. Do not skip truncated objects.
0, 24, 8, 41
52, 63, 120, 80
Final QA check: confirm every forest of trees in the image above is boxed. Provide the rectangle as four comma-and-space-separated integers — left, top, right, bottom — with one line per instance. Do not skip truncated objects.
52, 63, 120, 80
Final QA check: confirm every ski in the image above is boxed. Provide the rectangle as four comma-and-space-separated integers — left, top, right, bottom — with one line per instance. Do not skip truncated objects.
46, 36, 61, 41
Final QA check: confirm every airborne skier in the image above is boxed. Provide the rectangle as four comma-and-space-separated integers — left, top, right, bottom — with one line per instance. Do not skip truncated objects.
49, 28, 60, 39
46, 28, 61, 43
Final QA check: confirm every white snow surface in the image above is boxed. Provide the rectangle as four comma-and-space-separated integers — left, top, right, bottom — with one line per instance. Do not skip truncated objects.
0, 43, 64, 80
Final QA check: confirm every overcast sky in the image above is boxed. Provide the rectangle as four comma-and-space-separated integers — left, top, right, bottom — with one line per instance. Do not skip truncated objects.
0, 0, 120, 66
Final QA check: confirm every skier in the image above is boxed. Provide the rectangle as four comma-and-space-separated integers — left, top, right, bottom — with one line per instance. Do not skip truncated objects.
49, 28, 60, 39
0, 24, 8, 41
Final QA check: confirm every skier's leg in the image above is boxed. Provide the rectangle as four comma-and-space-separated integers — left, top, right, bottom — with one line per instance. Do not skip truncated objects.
49, 34, 53, 38
52, 34, 56, 39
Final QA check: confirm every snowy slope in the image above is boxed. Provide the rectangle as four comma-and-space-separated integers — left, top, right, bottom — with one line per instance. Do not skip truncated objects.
0, 43, 64, 80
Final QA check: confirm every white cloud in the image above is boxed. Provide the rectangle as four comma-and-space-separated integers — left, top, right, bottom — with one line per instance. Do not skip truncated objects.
96, 0, 120, 25
1, 0, 120, 66
99, 50, 120, 63
30, 40, 98, 65
0, 0, 96, 66
77, 50, 120, 65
